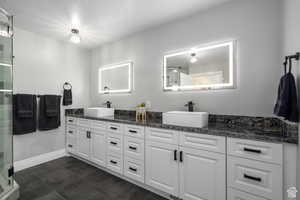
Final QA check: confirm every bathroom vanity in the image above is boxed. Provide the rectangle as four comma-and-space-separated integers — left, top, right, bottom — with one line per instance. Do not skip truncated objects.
65, 113, 297, 200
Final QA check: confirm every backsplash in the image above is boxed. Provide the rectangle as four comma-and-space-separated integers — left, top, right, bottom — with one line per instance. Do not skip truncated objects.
65, 108, 84, 116
65, 108, 298, 138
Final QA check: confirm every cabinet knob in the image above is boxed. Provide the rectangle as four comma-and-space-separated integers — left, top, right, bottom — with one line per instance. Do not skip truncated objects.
110, 160, 117, 165
129, 167, 137, 172
129, 146, 137, 150
243, 147, 261, 154
179, 151, 183, 162
174, 150, 177, 161
243, 174, 262, 182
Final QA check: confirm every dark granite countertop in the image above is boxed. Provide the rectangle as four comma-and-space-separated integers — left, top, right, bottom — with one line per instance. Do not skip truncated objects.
66, 114, 298, 144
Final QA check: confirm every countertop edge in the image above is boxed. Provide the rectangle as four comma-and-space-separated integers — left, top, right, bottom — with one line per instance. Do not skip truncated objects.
65, 114, 298, 145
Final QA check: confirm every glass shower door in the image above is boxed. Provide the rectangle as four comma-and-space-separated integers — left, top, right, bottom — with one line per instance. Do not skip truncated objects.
0, 10, 13, 198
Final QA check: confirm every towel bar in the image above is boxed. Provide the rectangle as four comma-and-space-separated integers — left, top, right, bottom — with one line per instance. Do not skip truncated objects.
37, 95, 62, 98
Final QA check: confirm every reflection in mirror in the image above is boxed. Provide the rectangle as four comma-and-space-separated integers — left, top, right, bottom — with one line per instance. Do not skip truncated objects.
163, 41, 235, 91
98, 62, 132, 94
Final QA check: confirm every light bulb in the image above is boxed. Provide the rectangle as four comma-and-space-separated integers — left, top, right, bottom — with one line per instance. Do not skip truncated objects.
171, 85, 179, 91
190, 57, 197, 63
69, 29, 81, 44
190, 53, 197, 63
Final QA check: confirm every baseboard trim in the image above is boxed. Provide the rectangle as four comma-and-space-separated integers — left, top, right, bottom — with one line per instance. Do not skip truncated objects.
14, 149, 66, 172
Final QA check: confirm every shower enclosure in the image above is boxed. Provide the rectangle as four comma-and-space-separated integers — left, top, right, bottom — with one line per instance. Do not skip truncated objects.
0, 8, 14, 199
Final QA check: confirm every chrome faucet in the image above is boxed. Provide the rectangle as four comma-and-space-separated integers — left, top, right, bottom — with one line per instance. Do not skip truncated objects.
104, 101, 112, 108
185, 101, 195, 112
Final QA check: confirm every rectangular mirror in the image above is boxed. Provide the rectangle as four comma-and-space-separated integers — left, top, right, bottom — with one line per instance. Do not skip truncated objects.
99, 62, 132, 94
163, 41, 235, 91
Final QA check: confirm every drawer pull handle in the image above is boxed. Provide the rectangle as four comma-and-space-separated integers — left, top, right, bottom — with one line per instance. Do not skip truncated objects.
86, 131, 91, 139
68, 144, 73, 148
179, 151, 183, 162
110, 127, 117, 130
110, 141, 117, 145
244, 174, 262, 182
68, 120, 73, 122
243, 147, 262, 154
129, 167, 137, 172
68, 131, 73, 134
174, 150, 177, 161
129, 146, 137, 150
129, 130, 137, 133
110, 160, 117, 165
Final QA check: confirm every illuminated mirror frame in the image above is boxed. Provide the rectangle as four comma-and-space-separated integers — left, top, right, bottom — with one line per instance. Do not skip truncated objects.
98, 62, 133, 94
163, 40, 236, 91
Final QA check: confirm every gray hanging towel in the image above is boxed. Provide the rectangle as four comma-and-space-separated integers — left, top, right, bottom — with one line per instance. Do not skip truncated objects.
38, 95, 61, 131
274, 59, 299, 122
13, 94, 37, 135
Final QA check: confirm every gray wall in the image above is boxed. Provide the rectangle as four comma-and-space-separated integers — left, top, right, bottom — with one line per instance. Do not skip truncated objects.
13, 28, 91, 161
91, 0, 282, 117
282, 0, 300, 196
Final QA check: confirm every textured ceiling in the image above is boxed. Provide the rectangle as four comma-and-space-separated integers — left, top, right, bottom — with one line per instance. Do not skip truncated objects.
0, 0, 232, 49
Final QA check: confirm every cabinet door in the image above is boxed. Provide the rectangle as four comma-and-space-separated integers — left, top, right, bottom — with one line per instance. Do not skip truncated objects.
179, 147, 226, 200
76, 127, 90, 160
145, 141, 179, 196
90, 130, 106, 167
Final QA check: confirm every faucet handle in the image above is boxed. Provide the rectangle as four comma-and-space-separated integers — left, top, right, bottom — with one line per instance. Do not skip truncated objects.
103, 101, 112, 108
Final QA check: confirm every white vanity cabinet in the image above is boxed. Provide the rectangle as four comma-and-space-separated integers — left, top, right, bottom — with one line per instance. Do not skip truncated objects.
145, 127, 226, 200
66, 117, 107, 168
123, 125, 145, 183
66, 117, 285, 200
76, 126, 91, 160
146, 140, 179, 196
227, 138, 283, 200
106, 122, 124, 174
90, 122, 107, 167
179, 147, 226, 200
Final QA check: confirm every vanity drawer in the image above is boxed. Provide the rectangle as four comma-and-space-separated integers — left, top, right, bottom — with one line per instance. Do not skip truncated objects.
227, 138, 283, 165
66, 125, 76, 137
124, 125, 145, 139
227, 156, 282, 200
91, 120, 107, 131
66, 117, 77, 125
124, 157, 144, 183
124, 137, 144, 161
108, 123, 123, 134
107, 153, 123, 174
77, 118, 91, 127
179, 132, 226, 154
107, 134, 123, 155
146, 127, 178, 145
228, 188, 267, 200
66, 136, 76, 154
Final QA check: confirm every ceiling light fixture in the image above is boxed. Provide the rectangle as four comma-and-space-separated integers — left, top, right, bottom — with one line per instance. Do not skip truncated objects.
190, 53, 197, 63
69, 28, 81, 44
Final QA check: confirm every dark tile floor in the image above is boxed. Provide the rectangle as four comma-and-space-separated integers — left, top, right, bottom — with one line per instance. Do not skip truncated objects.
15, 157, 167, 200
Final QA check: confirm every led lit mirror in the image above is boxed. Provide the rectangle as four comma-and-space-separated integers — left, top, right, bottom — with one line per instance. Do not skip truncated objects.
99, 62, 132, 94
163, 41, 235, 91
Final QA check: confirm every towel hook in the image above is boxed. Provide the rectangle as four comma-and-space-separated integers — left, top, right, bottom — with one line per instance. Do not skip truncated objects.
63, 82, 72, 90
286, 52, 300, 61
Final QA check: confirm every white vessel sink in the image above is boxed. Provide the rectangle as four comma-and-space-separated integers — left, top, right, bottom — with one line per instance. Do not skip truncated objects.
163, 111, 209, 128
85, 107, 115, 118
